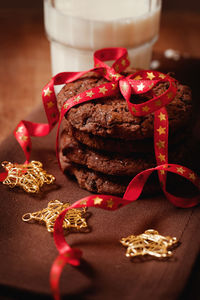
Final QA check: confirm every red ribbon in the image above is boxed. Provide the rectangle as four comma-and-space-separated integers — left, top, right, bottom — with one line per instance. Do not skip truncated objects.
1, 48, 199, 299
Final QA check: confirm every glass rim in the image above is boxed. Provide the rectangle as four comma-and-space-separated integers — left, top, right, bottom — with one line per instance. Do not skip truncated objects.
45, 0, 162, 24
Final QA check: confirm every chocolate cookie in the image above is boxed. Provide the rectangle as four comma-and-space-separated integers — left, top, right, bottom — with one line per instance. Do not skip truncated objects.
59, 152, 160, 196
62, 118, 189, 154
57, 73, 192, 140
60, 130, 190, 177
60, 131, 155, 176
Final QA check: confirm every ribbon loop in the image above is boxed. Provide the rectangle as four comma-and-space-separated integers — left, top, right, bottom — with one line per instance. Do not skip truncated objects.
126, 72, 177, 117
94, 47, 129, 69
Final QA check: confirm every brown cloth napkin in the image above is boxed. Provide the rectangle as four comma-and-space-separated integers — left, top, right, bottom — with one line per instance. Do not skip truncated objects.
0, 57, 200, 300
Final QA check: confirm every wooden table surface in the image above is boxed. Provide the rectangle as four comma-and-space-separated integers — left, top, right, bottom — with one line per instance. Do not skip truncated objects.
0, 8, 200, 144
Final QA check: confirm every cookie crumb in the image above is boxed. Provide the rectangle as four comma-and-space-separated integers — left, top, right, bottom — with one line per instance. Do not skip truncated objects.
150, 60, 160, 70
164, 49, 180, 61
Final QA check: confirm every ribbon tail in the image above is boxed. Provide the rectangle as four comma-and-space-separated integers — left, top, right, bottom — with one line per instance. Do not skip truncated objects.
50, 254, 66, 300
123, 168, 155, 201
50, 252, 81, 300
154, 107, 169, 189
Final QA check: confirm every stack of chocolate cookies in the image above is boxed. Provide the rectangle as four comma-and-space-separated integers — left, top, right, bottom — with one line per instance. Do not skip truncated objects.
57, 71, 192, 196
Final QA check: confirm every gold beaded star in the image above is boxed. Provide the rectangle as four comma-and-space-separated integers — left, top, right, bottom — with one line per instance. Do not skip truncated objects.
22, 200, 88, 233
2, 160, 55, 193
120, 229, 178, 258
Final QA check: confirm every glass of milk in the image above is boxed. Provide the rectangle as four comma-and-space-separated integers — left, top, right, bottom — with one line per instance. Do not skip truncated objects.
44, 0, 162, 75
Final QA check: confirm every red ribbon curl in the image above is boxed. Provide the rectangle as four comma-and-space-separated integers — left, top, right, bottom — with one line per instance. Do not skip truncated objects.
1, 48, 199, 299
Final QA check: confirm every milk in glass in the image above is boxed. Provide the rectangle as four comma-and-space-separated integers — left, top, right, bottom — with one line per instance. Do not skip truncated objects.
44, 0, 161, 74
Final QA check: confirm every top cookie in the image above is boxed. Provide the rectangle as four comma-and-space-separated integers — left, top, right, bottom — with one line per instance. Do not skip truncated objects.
57, 72, 192, 140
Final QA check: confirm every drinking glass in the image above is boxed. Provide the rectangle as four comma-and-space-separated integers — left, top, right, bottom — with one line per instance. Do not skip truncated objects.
44, 0, 162, 74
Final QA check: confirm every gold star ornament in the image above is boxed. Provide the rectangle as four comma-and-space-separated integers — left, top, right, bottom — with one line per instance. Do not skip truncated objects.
2, 160, 55, 193
22, 200, 88, 233
120, 229, 178, 258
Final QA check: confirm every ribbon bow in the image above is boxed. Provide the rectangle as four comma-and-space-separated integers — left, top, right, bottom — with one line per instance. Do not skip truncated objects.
2, 48, 199, 299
